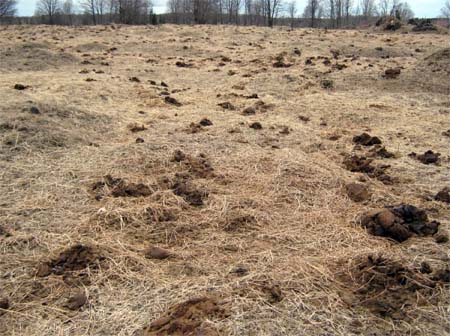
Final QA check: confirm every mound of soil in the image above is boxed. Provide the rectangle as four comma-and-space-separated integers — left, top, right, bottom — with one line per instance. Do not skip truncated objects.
142, 296, 229, 336
343, 155, 392, 184
128, 123, 147, 133
0, 298, 9, 316
273, 53, 292, 68
342, 255, 436, 319
185, 122, 204, 134
65, 291, 88, 310
376, 16, 403, 31
170, 174, 208, 206
164, 96, 182, 106
368, 145, 395, 159
37, 244, 102, 277
0, 44, 78, 71
223, 213, 257, 232
345, 183, 370, 202
435, 187, 450, 203
353, 133, 382, 146
92, 175, 152, 199
217, 101, 235, 110
249, 122, 262, 130
360, 205, 440, 242
383, 68, 401, 79
145, 246, 172, 260
409, 150, 441, 165
199, 118, 213, 126
411, 19, 437, 32
422, 48, 450, 73
171, 151, 215, 179
185, 155, 215, 179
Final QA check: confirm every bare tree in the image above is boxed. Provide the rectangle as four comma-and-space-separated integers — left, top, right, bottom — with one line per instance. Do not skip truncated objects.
263, 0, 282, 27
395, 1, 413, 20
286, 0, 296, 28
113, 0, 152, 24
0, 0, 17, 17
360, 0, 376, 19
303, 0, 322, 27
442, 0, 450, 28
343, 0, 352, 24
62, 0, 75, 24
81, 0, 107, 24
35, 0, 61, 24
378, 0, 390, 16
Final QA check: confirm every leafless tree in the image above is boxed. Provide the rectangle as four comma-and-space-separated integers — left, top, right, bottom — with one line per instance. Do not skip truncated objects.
110, 0, 152, 24
81, 0, 107, 24
394, 1, 413, 20
360, 0, 376, 19
0, 0, 17, 17
62, 0, 75, 24
35, 0, 61, 24
303, 0, 322, 27
343, 0, 352, 23
286, 0, 296, 27
442, 0, 450, 28
264, 0, 282, 27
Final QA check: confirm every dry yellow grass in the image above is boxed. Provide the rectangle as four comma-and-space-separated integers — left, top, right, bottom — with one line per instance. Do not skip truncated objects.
0, 24, 449, 336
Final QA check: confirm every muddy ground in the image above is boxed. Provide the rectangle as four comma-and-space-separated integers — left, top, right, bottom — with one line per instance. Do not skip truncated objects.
0, 24, 449, 335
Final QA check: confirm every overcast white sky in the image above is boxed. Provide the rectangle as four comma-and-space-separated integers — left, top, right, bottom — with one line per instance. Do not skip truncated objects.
17, 0, 445, 18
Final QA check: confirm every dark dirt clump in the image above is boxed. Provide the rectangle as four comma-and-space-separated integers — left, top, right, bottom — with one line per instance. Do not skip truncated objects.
171, 175, 208, 206
111, 183, 152, 197
320, 79, 334, 89
141, 296, 229, 336
0, 297, 9, 316
36, 244, 102, 277
435, 187, 450, 203
343, 155, 392, 184
171, 149, 187, 162
145, 246, 172, 260
249, 122, 262, 130
345, 183, 370, 202
377, 16, 402, 31
175, 61, 193, 68
223, 213, 257, 232
383, 68, 401, 79
14, 84, 28, 90
272, 53, 292, 68
368, 145, 395, 158
340, 254, 436, 319
185, 122, 204, 134
128, 123, 147, 133
360, 205, 440, 242
409, 150, 441, 165
353, 133, 382, 146
199, 118, 213, 126
171, 151, 214, 178
443, 130, 450, 137
65, 291, 88, 310
164, 96, 182, 106
92, 175, 152, 199
185, 155, 215, 179
242, 107, 256, 115
411, 19, 437, 32
217, 101, 235, 110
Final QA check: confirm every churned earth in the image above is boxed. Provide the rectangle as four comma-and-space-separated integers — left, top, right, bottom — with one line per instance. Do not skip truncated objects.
0, 24, 449, 335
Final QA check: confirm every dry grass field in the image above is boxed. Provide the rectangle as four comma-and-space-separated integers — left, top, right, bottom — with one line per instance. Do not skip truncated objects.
0, 24, 449, 336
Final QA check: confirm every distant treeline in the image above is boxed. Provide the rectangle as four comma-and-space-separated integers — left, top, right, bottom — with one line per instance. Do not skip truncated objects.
0, 0, 449, 28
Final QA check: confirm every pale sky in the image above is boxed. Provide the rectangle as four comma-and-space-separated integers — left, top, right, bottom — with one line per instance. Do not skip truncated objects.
17, 0, 445, 18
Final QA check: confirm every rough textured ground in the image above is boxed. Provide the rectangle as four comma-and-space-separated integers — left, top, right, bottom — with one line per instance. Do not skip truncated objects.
0, 24, 449, 336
